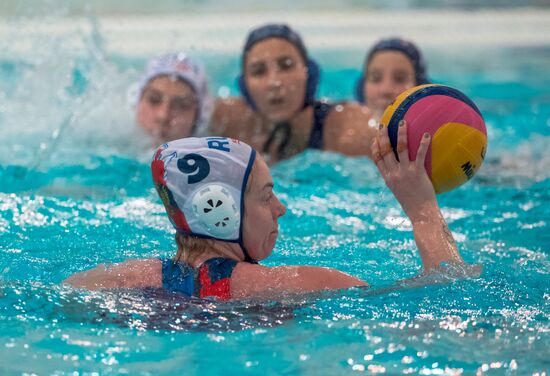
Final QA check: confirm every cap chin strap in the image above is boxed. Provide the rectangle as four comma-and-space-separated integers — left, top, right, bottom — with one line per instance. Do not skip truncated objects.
239, 241, 257, 264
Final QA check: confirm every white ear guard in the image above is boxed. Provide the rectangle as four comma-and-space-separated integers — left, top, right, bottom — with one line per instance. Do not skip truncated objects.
191, 184, 240, 238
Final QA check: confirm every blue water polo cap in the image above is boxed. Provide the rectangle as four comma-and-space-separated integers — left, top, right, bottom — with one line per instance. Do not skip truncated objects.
238, 23, 320, 110
152, 137, 257, 262
355, 37, 430, 103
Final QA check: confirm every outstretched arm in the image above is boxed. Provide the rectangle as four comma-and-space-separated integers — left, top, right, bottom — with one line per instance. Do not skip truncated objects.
63, 259, 162, 290
231, 263, 368, 299
372, 121, 464, 271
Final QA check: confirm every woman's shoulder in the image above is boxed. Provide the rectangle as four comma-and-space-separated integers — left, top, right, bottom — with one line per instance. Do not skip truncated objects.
230, 262, 367, 299
323, 101, 377, 157
113, 258, 164, 285
326, 101, 372, 127
63, 258, 163, 290
210, 97, 258, 136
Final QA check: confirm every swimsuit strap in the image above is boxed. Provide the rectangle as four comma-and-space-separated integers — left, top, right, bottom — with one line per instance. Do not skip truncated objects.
307, 101, 333, 150
196, 257, 238, 300
262, 122, 292, 160
161, 257, 238, 300
262, 101, 333, 160
160, 258, 196, 297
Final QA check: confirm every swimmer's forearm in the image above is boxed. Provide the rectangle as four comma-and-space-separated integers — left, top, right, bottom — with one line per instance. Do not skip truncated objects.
409, 201, 464, 270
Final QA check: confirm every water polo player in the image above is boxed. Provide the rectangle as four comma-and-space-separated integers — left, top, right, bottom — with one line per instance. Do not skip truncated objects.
210, 23, 378, 163
64, 124, 470, 300
135, 53, 212, 143
355, 37, 430, 121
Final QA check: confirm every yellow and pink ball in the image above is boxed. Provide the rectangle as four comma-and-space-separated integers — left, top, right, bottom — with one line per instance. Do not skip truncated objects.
380, 84, 487, 193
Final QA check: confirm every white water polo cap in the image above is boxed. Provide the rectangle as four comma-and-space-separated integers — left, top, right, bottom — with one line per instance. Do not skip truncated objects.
152, 137, 256, 243
136, 53, 208, 107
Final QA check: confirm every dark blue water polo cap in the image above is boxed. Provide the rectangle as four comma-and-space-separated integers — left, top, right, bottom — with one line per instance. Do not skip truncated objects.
238, 23, 320, 110
355, 37, 430, 103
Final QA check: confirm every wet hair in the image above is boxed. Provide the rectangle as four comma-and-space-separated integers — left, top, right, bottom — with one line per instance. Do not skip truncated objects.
174, 233, 213, 264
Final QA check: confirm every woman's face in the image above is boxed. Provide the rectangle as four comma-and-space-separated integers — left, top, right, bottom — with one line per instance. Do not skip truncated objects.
244, 38, 308, 123
364, 50, 416, 118
243, 156, 287, 261
136, 76, 199, 142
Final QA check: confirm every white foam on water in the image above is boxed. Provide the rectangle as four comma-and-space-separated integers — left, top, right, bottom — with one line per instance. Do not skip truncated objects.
0, 15, 152, 167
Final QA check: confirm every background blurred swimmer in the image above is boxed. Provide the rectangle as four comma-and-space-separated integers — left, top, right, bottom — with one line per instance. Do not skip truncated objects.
355, 37, 430, 121
64, 125, 476, 300
211, 23, 378, 164
134, 53, 212, 144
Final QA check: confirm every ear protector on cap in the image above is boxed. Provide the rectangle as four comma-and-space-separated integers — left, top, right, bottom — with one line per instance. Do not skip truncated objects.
151, 137, 258, 263
238, 58, 320, 111
191, 184, 239, 238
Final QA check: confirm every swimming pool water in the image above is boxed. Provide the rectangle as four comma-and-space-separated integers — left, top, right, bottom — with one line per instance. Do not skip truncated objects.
1, 4, 549, 375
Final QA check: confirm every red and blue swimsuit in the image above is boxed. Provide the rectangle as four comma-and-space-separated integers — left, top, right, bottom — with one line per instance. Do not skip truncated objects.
161, 258, 238, 301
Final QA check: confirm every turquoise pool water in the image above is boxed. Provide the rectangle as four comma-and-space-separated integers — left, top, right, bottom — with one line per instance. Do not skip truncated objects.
1, 4, 550, 375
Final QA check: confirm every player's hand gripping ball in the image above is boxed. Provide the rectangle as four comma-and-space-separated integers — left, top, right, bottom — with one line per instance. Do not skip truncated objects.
380, 84, 487, 193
